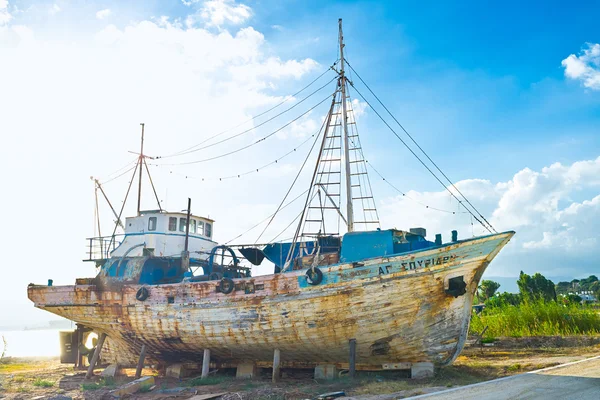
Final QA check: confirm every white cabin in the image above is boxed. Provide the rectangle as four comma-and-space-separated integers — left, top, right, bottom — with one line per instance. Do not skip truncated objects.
110, 210, 218, 260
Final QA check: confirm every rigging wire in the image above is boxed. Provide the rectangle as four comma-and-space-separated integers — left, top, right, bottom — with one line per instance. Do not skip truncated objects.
157, 76, 338, 159
345, 76, 494, 234
151, 129, 319, 182
253, 97, 333, 244
268, 190, 320, 243
365, 161, 468, 215
155, 93, 333, 166
345, 59, 497, 233
101, 164, 137, 185
224, 189, 310, 244
159, 64, 338, 159
101, 157, 139, 180
283, 87, 341, 271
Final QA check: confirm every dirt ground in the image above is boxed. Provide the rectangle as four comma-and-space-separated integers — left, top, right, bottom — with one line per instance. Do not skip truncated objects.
1, 337, 599, 400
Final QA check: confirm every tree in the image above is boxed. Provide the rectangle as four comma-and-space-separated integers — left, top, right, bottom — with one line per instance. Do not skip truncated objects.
561, 294, 582, 305
485, 292, 521, 308
478, 280, 501, 302
517, 271, 557, 302
555, 281, 571, 296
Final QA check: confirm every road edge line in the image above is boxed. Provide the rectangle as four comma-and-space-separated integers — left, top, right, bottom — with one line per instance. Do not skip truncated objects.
406, 354, 600, 399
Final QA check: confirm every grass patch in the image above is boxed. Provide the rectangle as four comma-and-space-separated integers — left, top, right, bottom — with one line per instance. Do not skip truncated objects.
505, 363, 522, 372
32, 378, 55, 387
81, 377, 116, 391
470, 300, 600, 337
351, 380, 411, 395
0, 363, 33, 373
185, 375, 231, 386
12, 375, 26, 383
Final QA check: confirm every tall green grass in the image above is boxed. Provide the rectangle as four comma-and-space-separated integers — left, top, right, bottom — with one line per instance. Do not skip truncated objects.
470, 300, 600, 337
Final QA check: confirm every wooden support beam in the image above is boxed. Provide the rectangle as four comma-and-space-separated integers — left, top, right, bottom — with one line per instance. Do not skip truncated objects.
75, 326, 83, 369
85, 332, 106, 379
201, 349, 211, 379
349, 338, 356, 378
272, 348, 281, 383
135, 344, 147, 379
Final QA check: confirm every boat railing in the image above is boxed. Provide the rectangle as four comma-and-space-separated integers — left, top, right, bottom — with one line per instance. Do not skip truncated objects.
83, 235, 123, 262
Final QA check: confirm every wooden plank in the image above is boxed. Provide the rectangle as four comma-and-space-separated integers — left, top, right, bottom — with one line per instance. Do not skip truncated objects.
349, 339, 356, 378
85, 332, 106, 379
134, 344, 146, 379
188, 393, 228, 400
272, 348, 281, 383
27, 233, 514, 369
201, 349, 211, 379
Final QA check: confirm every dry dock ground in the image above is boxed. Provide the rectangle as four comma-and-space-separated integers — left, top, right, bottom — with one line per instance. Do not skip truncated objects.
0, 338, 598, 400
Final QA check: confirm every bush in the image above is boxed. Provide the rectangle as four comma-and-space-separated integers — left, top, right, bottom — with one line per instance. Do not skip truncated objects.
470, 300, 600, 337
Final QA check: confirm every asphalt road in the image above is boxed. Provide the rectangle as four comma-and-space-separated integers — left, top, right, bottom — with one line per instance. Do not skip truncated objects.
410, 355, 600, 400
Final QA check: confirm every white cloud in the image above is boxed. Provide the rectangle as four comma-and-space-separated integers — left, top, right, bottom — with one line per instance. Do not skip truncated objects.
561, 43, 600, 90
183, 0, 252, 28
0, 11, 322, 324
379, 156, 600, 278
0, 0, 12, 25
49, 3, 60, 15
96, 8, 111, 20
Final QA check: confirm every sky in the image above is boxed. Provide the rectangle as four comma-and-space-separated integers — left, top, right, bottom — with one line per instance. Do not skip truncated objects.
1, 0, 599, 326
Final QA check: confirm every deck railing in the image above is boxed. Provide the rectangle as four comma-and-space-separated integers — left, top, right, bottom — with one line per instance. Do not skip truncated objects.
84, 235, 123, 262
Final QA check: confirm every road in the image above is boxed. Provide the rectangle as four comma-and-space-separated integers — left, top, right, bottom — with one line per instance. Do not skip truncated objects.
410, 355, 600, 400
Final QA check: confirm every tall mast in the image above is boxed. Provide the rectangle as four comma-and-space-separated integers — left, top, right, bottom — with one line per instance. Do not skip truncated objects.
137, 123, 145, 216
338, 19, 354, 232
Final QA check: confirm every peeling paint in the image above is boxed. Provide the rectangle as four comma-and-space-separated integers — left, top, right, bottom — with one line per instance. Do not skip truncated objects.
28, 231, 514, 369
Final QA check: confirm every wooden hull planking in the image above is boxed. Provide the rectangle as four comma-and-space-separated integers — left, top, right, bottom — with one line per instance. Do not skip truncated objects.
28, 231, 513, 369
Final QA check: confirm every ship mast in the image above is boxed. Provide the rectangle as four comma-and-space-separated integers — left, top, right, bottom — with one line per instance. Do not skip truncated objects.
137, 123, 145, 216
338, 19, 354, 232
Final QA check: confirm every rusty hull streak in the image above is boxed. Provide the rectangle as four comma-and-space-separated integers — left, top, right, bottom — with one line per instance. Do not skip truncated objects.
27, 232, 514, 369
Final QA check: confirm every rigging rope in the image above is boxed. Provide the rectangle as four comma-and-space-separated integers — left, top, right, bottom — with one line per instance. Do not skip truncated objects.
253, 98, 332, 244
346, 77, 494, 234
159, 63, 338, 159
224, 189, 309, 244
366, 161, 469, 215
155, 94, 333, 166
345, 59, 497, 233
157, 76, 337, 159
152, 129, 319, 181
101, 164, 137, 185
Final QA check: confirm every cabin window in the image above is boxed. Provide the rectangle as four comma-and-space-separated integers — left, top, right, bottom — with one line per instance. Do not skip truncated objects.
148, 217, 157, 231
168, 217, 177, 231
206, 222, 212, 238
179, 218, 187, 232
197, 221, 204, 235
190, 219, 197, 234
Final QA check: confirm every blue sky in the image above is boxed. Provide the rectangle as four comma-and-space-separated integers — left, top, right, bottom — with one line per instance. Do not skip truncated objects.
1, 0, 599, 325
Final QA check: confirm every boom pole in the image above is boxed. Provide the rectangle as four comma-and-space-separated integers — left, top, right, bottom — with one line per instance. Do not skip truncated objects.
338, 18, 354, 232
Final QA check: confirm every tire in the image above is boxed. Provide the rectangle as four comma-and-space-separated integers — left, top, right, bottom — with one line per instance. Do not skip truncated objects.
136, 287, 149, 301
209, 272, 223, 281
219, 278, 235, 294
305, 267, 323, 285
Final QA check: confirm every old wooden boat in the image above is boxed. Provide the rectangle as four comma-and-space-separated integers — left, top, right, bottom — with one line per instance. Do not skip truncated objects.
28, 20, 514, 374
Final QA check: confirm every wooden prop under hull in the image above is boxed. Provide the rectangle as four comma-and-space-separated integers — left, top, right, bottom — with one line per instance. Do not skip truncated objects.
28, 231, 513, 370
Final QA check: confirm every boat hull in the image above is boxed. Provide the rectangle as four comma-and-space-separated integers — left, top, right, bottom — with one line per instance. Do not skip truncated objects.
28, 231, 513, 369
